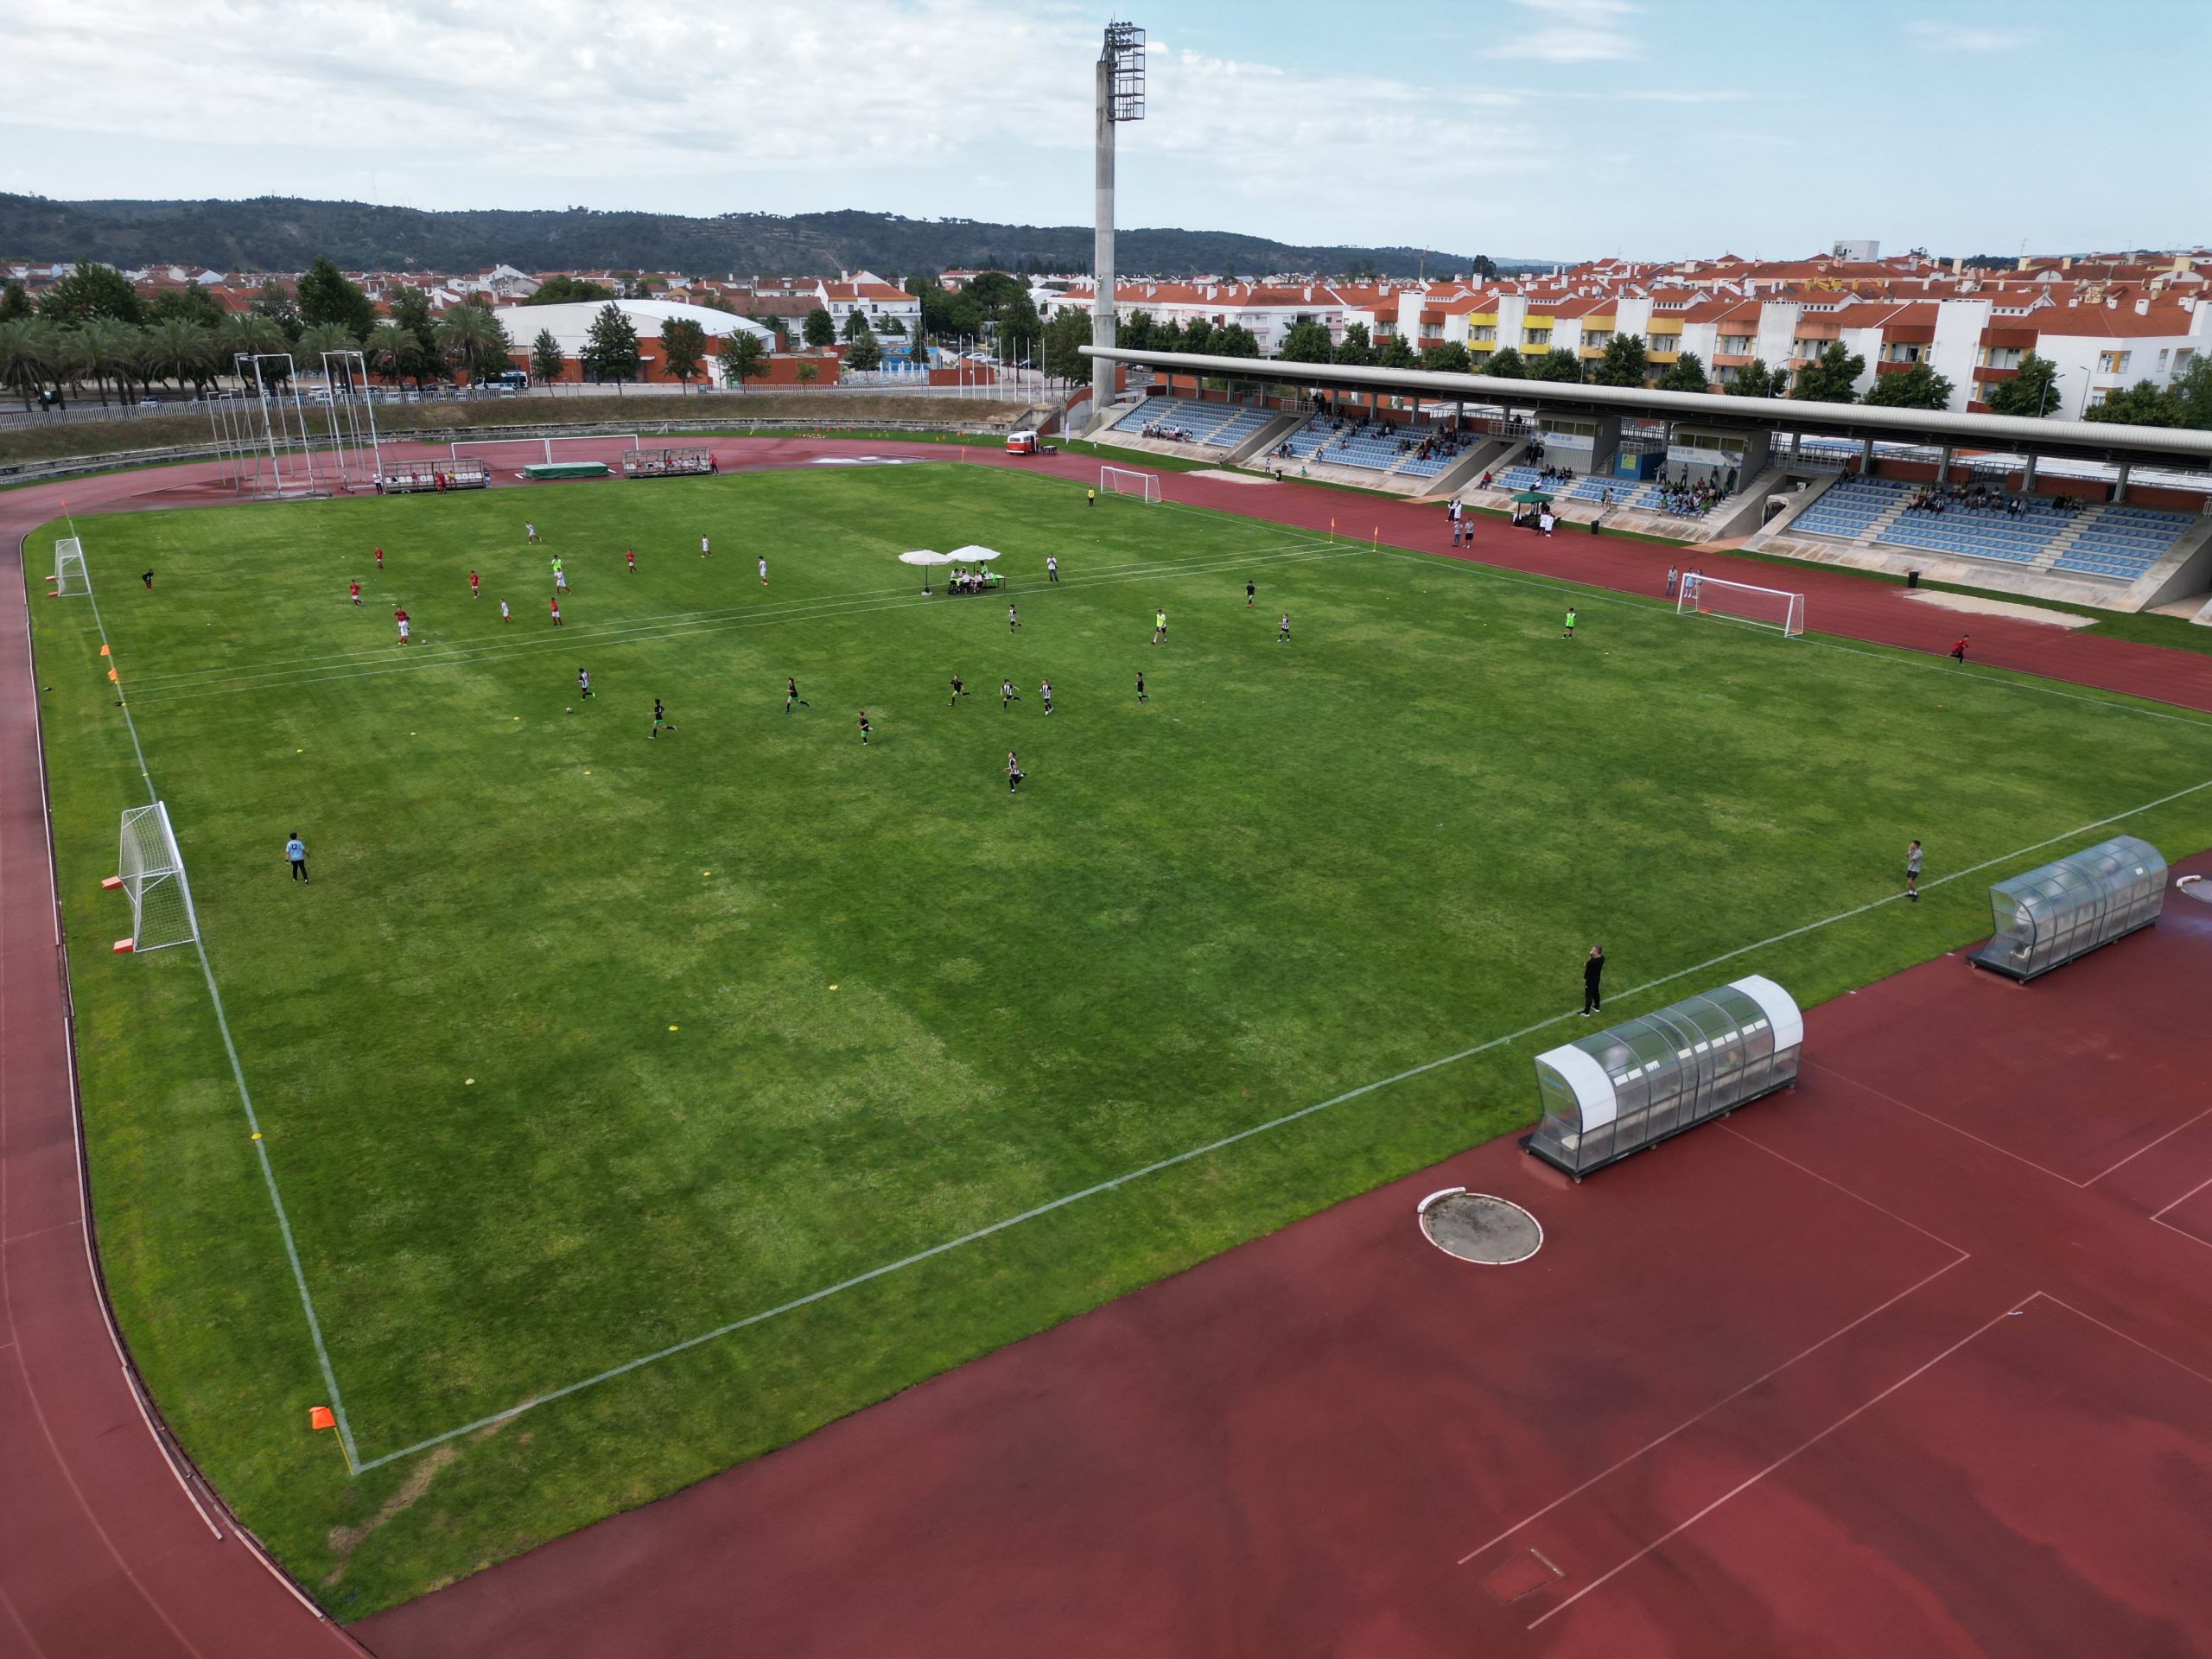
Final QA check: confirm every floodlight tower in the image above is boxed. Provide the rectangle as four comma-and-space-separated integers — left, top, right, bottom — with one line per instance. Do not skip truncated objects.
1092, 20, 1145, 428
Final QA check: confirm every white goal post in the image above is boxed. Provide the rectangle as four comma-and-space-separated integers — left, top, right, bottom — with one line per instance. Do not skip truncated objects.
449, 434, 642, 466
115, 802, 200, 954
1677, 574, 1805, 637
1100, 465, 1160, 505
51, 536, 90, 597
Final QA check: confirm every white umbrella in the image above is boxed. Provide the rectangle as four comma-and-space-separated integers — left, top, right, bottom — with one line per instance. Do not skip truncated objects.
899, 548, 955, 592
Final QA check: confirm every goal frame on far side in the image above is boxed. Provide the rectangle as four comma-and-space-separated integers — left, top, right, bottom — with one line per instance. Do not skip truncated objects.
1676, 573, 1805, 638
1100, 465, 1161, 505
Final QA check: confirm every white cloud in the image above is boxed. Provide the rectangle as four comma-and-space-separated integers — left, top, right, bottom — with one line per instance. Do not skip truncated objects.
1497, 0, 1640, 60
1904, 19, 2038, 50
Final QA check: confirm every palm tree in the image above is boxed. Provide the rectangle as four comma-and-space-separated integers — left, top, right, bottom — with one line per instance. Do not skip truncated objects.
74, 318, 136, 405
297, 321, 362, 366
435, 305, 513, 385
366, 321, 416, 388
144, 318, 218, 394
0, 317, 52, 410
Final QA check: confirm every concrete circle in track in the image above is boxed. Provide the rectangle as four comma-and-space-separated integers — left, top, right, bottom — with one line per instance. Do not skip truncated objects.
1418, 1192, 1542, 1265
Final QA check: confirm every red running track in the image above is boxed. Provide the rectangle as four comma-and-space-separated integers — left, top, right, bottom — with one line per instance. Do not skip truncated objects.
2, 447, 2209, 1656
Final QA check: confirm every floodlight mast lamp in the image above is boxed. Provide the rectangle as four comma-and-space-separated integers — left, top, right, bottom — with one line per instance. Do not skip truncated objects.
1092, 20, 1145, 429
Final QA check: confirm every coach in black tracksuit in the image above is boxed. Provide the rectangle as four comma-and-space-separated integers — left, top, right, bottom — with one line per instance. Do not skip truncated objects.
1581, 944, 1604, 1017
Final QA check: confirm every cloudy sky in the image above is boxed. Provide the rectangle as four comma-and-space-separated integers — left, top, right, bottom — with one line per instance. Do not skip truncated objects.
3, 0, 2204, 261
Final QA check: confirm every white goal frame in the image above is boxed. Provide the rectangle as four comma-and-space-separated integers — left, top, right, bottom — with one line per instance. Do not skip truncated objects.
52, 536, 90, 596
116, 802, 200, 954
1100, 465, 1160, 505
1677, 574, 1805, 637
449, 434, 642, 467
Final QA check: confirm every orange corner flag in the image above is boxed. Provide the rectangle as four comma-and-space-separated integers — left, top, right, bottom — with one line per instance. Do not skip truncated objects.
308, 1406, 336, 1432
99, 644, 110, 657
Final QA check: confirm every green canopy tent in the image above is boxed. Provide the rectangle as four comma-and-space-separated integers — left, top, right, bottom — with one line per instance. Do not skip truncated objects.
1511, 490, 1554, 504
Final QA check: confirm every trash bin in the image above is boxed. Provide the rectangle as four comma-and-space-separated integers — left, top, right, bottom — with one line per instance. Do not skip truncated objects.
1907, 569, 1920, 589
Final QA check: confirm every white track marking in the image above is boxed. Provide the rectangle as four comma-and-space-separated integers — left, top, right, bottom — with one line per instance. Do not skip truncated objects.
1453, 1256, 1967, 1569
1525, 1296, 2031, 1629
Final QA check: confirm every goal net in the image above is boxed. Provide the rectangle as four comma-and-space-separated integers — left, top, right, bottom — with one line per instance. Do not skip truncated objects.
117, 803, 200, 953
1677, 574, 1804, 637
52, 536, 90, 597
1100, 465, 1160, 505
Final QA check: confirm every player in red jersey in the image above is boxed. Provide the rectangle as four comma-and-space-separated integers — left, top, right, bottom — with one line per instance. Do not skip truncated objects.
625, 547, 637, 574
469, 570, 480, 597
348, 579, 361, 606
550, 595, 563, 626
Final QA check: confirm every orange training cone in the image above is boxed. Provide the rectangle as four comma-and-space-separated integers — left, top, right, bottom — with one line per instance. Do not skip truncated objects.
99, 644, 110, 657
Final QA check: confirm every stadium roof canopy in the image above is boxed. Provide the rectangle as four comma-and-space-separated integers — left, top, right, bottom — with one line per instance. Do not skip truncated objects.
492, 299, 775, 357
1080, 346, 2212, 472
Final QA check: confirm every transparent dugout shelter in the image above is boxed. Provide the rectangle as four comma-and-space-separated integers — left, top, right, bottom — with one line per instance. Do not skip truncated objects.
1527, 976, 1803, 1179
1967, 835, 2165, 982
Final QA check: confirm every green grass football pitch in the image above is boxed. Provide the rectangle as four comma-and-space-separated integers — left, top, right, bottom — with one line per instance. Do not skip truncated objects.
29, 463, 2212, 1615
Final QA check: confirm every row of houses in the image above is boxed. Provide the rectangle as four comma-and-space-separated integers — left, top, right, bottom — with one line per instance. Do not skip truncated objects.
1041, 248, 2212, 415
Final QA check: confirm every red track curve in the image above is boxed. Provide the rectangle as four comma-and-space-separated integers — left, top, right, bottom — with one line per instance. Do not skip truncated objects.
2, 442, 2208, 1656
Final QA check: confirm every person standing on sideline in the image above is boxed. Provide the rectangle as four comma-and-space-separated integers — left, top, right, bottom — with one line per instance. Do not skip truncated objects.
1581, 945, 1605, 1016
285, 831, 308, 883
1039, 678, 1054, 715
759, 556, 768, 587
1007, 750, 1024, 793
499, 599, 511, 623
1087, 487, 1096, 509
1046, 555, 1059, 584
349, 580, 361, 606
1000, 678, 1020, 710
1906, 839, 1923, 902
1665, 565, 1679, 599
785, 677, 809, 714
1563, 607, 1577, 639
1245, 579, 1256, 609
1007, 603, 1020, 632
857, 709, 872, 746
1135, 670, 1147, 702
1278, 612, 1292, 644
625, 547, 637, 574
950, 673, 967, 708
651, 697, 673, 739
1949, 635, 1969, 665
469, 569, 481, 598
1539, 509, 1556, 537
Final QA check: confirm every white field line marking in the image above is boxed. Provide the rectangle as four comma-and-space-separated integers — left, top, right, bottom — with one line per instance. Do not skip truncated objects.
1452, 1255, 1968, 1570
130, 543, 1357, 708
1525, 1294, 2031, 1630
346, 782, 2206, 1468
123, 527, 1331, 691
79, 561, 362, 1470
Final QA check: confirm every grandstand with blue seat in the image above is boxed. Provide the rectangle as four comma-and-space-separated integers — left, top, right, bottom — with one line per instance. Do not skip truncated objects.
2050, 505, 2194, 580
1108, 397, 1242, 444
1872, 497, 2075, 566
1789, 475, 1908, 539
1204, 406, 1276, 450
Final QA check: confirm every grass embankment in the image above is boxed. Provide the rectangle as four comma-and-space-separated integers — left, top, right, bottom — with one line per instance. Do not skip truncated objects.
29, 466, 2212, 1616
